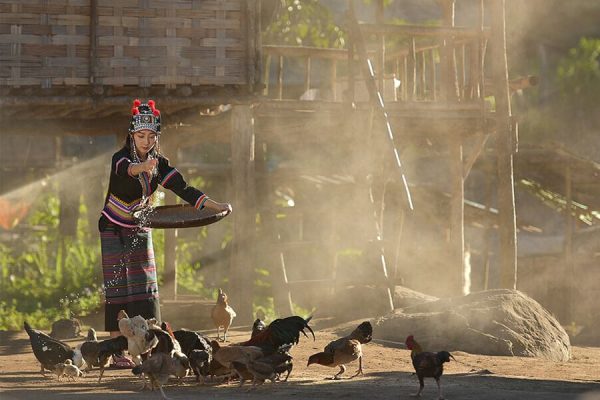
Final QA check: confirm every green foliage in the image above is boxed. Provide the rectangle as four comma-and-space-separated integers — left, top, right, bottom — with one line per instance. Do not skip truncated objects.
519, 37, 600, 155
0, 191, 102, 331
263, 0, 346, 48
557, 37, 600, 105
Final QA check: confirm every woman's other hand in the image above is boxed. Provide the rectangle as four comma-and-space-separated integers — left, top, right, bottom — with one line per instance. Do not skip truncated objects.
142, 159, 158, 173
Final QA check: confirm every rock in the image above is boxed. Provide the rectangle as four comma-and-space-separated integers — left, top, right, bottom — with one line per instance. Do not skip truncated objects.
375, 289, 571, 361
49, 318, 82, 339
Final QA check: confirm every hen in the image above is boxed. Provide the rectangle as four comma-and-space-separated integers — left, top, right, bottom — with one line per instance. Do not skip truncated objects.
211, 288, 236, 341
147, 322, 190, 384
173, 329, 212, 383
405, 335, 455, 399
251, 319, 267, 338
307, 321, 372, 380
245, 345, 294, 385
79, 335, 128, 382
132, 352, 172, 400
232, 350, 293, 388
24, 321, 83, 374
117, 310, 158, 365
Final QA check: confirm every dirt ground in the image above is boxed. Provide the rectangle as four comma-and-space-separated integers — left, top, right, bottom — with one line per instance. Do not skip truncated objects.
1, 320, 599, 400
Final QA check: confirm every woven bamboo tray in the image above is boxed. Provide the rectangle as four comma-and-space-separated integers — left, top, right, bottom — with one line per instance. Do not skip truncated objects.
133, 204, 231, 229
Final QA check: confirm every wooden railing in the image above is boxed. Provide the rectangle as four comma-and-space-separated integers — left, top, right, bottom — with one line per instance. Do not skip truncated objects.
262, 23, 489, 104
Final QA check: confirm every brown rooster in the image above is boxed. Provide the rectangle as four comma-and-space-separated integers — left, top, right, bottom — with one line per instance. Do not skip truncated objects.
307, 321, 372, 380
405, 335, 455, 399
211, 288, 236, 342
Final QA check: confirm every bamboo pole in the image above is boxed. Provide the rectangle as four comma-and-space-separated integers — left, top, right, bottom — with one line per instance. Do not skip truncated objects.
490, 0, 517, 290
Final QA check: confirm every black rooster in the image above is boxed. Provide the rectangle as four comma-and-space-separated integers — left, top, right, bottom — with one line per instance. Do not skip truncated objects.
406, 335, 455, 399
24, 321, 77, 374
241, 316, 315, 352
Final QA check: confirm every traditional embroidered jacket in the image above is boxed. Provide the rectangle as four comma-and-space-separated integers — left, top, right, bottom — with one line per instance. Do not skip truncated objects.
101, 147, 207, 228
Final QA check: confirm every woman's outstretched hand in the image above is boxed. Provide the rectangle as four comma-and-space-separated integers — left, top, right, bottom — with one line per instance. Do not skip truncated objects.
204, 199, 232, 214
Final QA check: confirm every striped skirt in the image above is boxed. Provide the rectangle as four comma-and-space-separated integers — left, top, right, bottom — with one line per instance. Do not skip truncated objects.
100, 218, 160, 331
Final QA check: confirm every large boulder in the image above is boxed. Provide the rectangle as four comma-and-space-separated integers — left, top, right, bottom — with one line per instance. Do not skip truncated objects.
375, 289, 571, 361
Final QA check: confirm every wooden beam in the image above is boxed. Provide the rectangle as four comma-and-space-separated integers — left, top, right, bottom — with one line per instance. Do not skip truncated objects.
360, 23, 491, 39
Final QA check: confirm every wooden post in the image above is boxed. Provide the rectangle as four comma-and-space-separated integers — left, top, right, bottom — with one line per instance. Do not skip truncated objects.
304, 57, 311, 94
449, 140, 464, 296
564, 162, 573, 321
263, 54, 271, 96
230, 104, 256, 324
347, 21, 355, 103
246, 0, 258, 92
162, 190, 178, 300
438, 0, 458, 101
429, 49, 437, 100
490, 0, 517, 289
407, 37, 416, 100
277, 56, 284, 100
375, 0, 385, 94
89, 0, 99, 88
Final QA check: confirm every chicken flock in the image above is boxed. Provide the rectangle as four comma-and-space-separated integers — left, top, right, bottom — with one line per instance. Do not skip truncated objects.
24, 288, 455, 399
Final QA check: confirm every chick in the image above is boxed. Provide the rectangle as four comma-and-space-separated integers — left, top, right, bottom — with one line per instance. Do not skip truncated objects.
53, 359, 84, 381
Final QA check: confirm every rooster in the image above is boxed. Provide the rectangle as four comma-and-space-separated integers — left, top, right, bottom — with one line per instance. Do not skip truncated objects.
211, 288, 236, 341
241, 315, 315, 352
307, 321, 372, 380
405, 335, 455, 399
23, 321, 84, 374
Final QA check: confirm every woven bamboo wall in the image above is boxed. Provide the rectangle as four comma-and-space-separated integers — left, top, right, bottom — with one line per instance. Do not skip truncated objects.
0, 0, 252, 88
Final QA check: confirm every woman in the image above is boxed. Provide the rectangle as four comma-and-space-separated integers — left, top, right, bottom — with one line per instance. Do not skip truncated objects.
99, 99, 230, 367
